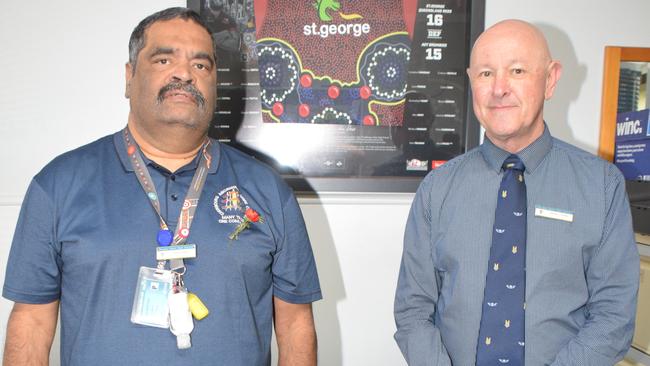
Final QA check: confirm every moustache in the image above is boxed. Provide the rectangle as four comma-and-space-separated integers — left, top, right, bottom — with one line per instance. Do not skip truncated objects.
157, 82, 206, 109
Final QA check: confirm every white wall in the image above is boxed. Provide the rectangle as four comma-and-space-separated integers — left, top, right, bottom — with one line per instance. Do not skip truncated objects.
2, 0, 650, 364
487, 1, 650, 153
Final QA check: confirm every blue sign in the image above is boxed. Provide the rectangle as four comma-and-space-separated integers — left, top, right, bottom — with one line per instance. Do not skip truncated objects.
615, 109, 650, 142
615, 109, 650, 181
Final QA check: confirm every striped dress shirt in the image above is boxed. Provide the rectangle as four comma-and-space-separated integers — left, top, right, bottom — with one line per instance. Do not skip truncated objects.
394, 126, 640, 366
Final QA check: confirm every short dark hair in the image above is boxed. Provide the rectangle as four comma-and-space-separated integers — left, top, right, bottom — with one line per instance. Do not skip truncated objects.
128, 7, 216, 73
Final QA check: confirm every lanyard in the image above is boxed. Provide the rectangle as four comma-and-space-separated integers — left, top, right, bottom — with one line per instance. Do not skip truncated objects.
122, 127, 212, 272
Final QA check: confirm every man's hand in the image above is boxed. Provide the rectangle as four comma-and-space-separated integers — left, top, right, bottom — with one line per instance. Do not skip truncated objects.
274, 297, 317, 366
3, 301, 59, 366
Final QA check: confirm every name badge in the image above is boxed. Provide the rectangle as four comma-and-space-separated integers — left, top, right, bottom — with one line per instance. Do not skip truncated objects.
156, 244, 197, 261
534, 205, 574, 223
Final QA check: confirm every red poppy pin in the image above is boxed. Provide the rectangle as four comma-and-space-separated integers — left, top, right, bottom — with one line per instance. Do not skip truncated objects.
229, 208, 264, 240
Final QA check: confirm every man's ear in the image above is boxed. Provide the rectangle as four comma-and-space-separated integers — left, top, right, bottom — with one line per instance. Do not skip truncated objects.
125, 62, 133, 99
544, 60, 563, 100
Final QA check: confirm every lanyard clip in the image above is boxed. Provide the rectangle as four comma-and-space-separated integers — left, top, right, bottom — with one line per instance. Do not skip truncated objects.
169, 258, 185, 272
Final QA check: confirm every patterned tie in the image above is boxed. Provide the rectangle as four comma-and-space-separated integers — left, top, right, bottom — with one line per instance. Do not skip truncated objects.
476, 154, 526, 365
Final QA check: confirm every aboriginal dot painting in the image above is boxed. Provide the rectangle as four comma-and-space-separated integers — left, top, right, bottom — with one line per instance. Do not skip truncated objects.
197, 0, 478, 190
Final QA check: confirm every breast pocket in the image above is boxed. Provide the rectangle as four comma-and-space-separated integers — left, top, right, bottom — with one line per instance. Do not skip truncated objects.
527, 204, 599, 293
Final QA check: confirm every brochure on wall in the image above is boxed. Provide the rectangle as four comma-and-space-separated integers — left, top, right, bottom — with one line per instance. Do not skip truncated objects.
189, 0, 483, 192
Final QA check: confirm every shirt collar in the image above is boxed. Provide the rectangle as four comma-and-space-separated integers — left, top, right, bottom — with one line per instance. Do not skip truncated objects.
479, 123, 553, 174
113, 130, 221, 175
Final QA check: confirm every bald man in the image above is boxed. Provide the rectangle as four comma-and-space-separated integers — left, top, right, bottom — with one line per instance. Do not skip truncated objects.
394, 20, 639, 365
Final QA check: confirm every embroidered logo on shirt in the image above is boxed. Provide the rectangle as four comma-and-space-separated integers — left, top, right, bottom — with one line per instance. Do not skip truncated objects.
214, 186, 250, 224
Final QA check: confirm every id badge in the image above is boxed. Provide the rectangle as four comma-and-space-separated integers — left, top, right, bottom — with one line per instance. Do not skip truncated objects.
131, 266, 173, 328
156, 244, 197, 261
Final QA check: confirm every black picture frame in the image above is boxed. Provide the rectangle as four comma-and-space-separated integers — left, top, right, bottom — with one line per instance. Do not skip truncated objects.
189, 0, 484, 193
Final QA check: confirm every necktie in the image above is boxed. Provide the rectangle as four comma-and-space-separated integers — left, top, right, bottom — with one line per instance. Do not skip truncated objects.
476, 154, 526, 365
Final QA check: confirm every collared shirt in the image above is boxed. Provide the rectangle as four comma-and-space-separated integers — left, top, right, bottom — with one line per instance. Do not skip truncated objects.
3, 131, 322, 366
394, 127, 640, 366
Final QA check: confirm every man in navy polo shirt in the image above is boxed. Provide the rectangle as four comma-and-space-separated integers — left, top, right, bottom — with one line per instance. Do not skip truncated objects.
2, 7, 321, 366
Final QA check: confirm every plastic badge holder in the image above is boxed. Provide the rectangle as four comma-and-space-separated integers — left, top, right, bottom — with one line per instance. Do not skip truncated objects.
131, 266, 174, 328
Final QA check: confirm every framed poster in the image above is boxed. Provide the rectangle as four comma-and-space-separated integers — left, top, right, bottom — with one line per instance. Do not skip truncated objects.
188, 0, 484, 192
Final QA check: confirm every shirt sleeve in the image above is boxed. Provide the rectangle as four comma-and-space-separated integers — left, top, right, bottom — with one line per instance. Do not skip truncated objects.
394, 177, 452, 366
271, 179, 322, 304
2, 179, 62, 304
551, 165, 640, 365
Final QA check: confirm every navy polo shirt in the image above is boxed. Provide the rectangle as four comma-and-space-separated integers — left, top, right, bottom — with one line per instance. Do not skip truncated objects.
3, 131, 322, 366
